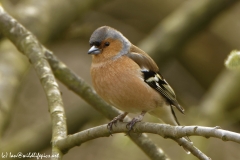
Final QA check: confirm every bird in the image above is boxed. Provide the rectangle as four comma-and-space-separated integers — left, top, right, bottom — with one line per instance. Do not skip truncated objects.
88, 26, 186, 134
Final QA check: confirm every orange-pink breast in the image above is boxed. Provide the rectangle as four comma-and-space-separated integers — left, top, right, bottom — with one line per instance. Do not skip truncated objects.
91, 56, 164, 113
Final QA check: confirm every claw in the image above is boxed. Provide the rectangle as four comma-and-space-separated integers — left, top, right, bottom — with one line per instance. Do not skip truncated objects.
126, 117, 140, 131
126, 111, 146, 133
107, 117, 119, 134
107, 112, 128, 134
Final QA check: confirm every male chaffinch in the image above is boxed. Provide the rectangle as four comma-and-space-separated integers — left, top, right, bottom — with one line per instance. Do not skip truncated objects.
88, 26, 186, 132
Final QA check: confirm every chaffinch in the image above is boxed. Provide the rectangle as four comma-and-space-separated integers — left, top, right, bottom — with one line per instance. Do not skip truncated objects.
88, 26, 186, 132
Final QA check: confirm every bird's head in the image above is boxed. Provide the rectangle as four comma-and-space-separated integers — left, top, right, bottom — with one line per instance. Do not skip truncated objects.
88, 26, 131, 60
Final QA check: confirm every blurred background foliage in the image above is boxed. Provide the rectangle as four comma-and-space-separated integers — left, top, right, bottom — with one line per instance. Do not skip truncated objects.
0, 0, 240, 160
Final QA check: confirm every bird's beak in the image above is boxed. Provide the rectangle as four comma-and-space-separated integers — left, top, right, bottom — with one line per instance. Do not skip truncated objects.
88, 46, 101, 55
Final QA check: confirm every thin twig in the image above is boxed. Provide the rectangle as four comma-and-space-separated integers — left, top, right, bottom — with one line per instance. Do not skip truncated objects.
173, 138, 210, 160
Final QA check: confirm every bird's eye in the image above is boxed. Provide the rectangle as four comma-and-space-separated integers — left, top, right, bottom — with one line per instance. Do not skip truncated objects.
104, 42, 110, 46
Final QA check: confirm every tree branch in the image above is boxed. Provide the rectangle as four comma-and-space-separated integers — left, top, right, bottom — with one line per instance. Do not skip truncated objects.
56, 122, 233, 160
0, 6, 67, 159
57, 122, 240, 159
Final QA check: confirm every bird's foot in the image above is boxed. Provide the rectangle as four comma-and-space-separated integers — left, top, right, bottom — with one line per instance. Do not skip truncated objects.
107, 112, 128, 134
126, 111, 146, 133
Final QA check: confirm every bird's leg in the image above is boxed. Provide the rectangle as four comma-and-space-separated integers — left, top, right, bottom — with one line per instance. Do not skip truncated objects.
126, 111, 146, 132
107, 112, 128, 133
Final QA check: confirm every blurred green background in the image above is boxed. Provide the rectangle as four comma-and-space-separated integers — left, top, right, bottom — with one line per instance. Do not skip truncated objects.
0, 0, 240, 160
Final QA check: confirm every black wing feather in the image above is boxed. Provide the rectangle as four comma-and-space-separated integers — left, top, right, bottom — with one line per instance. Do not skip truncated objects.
125, 52, 184, 114
142, 70, 185, 114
